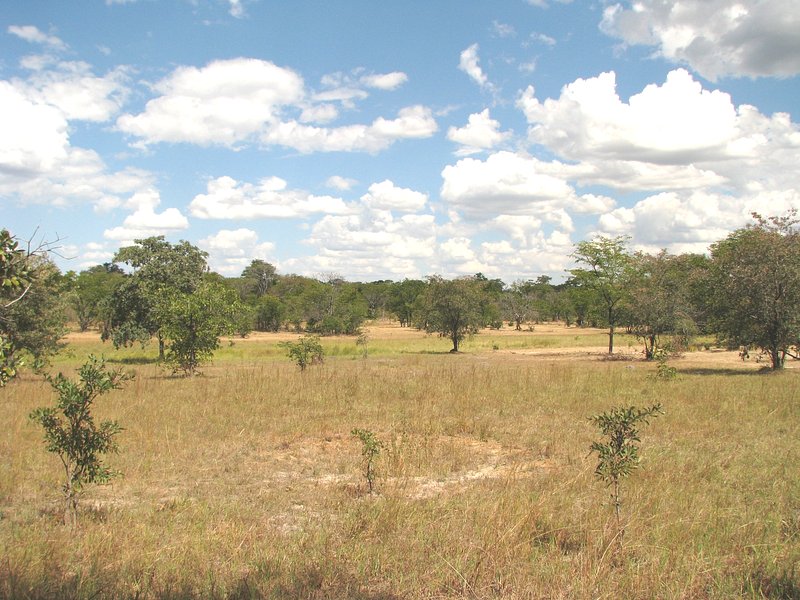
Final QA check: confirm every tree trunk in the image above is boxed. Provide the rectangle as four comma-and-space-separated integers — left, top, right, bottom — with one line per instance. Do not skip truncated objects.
608, 323, 615, 354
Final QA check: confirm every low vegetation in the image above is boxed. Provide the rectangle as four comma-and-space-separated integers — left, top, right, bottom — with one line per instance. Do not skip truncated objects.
1, 325, 798, 598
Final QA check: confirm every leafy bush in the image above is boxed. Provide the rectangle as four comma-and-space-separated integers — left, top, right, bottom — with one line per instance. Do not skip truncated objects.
280, 335, 324, 371
351, 428, 383, 494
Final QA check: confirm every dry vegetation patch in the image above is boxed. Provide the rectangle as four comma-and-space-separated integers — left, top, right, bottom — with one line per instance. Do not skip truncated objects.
2, 325, 798, 598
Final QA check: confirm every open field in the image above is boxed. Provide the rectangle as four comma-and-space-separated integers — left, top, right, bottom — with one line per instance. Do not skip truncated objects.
2, 322, 799, 599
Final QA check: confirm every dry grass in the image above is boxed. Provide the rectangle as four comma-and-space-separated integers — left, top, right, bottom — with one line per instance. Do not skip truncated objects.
1, 322, 798, 598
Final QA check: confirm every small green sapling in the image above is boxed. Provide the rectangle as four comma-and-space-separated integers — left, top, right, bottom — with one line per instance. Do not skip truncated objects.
30, 356, 132, 525
351, 428, 383, 494
589, 403, 662, 554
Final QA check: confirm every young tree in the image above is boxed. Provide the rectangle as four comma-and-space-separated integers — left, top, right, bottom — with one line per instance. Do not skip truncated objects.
414, 276, 485, 352
709, 212, 800, 369
569, 236, 633, 354
30, 357, 131, 525
589, 403, 662, 557
280, 335, 324, 371
157, 281, 244, 375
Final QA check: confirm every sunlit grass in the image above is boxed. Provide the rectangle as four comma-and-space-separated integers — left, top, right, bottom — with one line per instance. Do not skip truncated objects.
2, 325, 798, 598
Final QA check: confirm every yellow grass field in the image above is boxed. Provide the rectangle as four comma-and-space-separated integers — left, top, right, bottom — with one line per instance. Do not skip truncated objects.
1, 322, 798, 599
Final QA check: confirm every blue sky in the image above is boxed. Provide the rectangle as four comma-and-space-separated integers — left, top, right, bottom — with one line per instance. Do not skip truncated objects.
2, 0, 799, 282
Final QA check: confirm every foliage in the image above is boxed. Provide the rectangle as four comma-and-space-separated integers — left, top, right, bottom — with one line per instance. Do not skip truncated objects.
589, 403, 662, 555
0, 229, 32, 296
351, 428, 383, 494
414, 275, 486, 352
157, 281, 244, 375
253, 295, 285, 332
709, 211, 800, 369
356, 331, 370, 359
241, 259, 278, 298
1, 256, 68, 378
652, 348, 678, 380
569, 236, 633, 353
1, 230, 30, 386
280, 335, 324, 371
29, 357, 131, 525
627, 251, 698, 360
68, 264, 125, 332
387, 279, 426, 327
107, 236, 208, 358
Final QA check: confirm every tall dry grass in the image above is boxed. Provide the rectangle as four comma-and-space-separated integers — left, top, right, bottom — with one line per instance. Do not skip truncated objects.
1, 327, 798, 598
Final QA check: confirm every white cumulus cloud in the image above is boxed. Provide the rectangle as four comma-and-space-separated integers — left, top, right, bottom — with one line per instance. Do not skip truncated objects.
117, 58, 305, 147
103, 189, 189, 242
601, 0, 800, 80
360, 180, 428, 212
189, 175, 351, 220
199, 228, 276, 276
447, 109, 511, 156
440, 151, 577, 222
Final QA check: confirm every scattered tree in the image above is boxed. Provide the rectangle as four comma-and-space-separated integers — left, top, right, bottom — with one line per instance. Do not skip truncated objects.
388, 279, 425, 327
1, 256, 68, 377
709, 212, 800, 369
107, 236, 208, 359
570, 236, 633, 354
414, 275, 486, 352
241, 259, 277, 297
627, 250, 697, 359
30, 357, 132, 525
1, 230, 66, 384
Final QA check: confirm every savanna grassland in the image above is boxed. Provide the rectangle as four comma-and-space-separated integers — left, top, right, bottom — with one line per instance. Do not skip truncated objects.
1, 322, 799, 599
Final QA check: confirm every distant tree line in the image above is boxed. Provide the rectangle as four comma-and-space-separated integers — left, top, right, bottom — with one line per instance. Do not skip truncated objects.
1, 210, 798, 382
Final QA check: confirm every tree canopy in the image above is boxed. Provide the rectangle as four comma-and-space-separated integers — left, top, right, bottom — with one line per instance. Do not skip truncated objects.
709, 212, 800, 369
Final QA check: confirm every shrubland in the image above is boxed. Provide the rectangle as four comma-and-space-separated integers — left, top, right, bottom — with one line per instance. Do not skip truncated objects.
1, 323, 798, 599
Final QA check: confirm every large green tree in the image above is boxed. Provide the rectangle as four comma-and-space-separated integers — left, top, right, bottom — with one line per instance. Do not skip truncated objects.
709, 212, 800, 369
1, 255, 68, 379
569, 236, 633, 354
107, 237, 208, 358
414, 276, 486, 352
1, 230, 67, 384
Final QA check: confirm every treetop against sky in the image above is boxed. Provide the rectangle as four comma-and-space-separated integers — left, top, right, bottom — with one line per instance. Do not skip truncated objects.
1, 0, 799, 282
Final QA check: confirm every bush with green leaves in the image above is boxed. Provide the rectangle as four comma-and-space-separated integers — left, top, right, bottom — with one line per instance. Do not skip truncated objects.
280, 335, 324, 371
29, 357, 132, 525
351, 428, 383, 494
652, 348, 678, 380
589, 403, 662, 557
